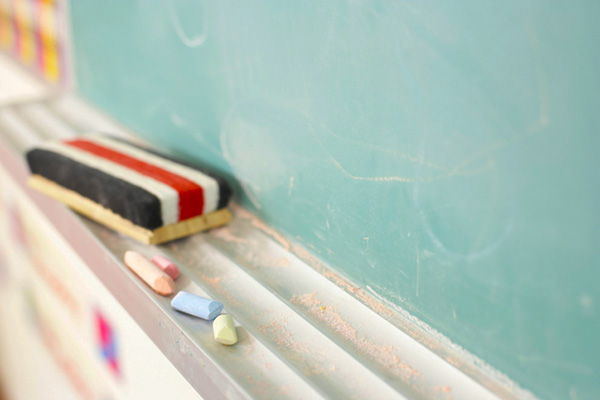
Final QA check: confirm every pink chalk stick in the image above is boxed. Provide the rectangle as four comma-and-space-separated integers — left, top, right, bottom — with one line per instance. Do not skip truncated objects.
152, 255, 179, 280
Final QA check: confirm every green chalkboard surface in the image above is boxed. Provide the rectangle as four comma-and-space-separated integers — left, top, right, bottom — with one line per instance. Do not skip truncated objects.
70, 2, 599, 398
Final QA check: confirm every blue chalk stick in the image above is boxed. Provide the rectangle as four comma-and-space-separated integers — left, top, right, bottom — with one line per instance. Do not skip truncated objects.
171, 291, 223, 320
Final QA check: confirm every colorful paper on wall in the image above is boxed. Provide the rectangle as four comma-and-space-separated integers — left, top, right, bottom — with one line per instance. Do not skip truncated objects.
0, 0, 69, 85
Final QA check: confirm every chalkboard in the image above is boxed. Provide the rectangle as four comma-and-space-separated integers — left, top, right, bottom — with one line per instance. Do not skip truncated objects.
70, 2, 599, 398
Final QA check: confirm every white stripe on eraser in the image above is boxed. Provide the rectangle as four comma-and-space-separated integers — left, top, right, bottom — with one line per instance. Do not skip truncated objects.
88, 134, 220, 214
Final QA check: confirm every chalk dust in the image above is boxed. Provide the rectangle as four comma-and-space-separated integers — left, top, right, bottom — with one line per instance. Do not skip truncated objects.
210, 226, 247, 243
233, 208, 395, 318
258, 317, 336, 377
234, 205, 291, 250
258, 319, 302, 351
202, 275, 222, 288
291, 292, 321, 307
291, 244, 394, 318
291, 292, 422, 382
430, 385, 453, 400
241, 371, 291, 398
196, 272, 238, 305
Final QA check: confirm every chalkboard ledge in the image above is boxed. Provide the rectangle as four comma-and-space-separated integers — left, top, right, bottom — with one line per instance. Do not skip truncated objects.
0, 94, 535, 400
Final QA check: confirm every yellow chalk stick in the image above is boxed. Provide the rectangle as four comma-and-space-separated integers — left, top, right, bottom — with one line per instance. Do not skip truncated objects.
213, 315, 237, 345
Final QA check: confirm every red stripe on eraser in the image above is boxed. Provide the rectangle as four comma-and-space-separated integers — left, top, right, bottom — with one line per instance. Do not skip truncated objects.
65, 139, 204, 221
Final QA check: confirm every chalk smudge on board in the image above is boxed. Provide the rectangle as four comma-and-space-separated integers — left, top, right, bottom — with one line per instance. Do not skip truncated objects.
168, 1, 208, 48
288, 176, 295, 196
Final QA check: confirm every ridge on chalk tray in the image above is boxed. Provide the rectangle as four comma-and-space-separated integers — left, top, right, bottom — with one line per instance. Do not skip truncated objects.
25, 133, 233, 244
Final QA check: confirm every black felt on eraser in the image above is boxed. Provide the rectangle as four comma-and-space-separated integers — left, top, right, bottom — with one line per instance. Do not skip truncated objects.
26, 134, 232, 230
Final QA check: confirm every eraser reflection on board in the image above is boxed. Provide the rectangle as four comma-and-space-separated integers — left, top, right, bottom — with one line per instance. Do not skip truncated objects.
124, 251, 175, 296
213, 314, 238, 345
171, 291, 223, 320
152, 255, 179, 280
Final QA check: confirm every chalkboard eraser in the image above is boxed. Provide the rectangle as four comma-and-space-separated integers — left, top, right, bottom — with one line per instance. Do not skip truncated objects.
25, 133, 233, 244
